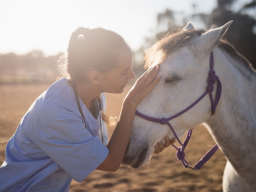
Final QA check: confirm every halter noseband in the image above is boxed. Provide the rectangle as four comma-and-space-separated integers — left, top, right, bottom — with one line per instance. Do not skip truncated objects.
135, 52, 221, 171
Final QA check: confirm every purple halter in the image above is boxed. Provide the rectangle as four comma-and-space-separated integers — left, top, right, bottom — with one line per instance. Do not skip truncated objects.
135, 52, 221, 171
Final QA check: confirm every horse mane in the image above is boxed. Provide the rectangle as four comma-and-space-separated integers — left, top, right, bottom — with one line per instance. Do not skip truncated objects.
218, 40, 256, 78
144, 29, 255, 78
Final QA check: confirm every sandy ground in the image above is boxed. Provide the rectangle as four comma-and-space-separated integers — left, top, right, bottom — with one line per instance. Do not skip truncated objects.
0, 83, 226, 192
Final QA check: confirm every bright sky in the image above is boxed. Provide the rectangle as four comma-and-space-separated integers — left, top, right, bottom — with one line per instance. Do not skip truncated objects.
0, 0, 242, 56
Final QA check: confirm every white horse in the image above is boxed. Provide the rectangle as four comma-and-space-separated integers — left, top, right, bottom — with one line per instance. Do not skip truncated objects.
122, 21, 256, 191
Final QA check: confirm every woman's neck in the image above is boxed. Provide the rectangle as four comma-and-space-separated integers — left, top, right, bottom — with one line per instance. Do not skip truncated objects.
67, 79, 101, 107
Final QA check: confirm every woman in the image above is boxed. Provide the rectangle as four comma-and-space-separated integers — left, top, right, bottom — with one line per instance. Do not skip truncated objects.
0, 27, 174, 191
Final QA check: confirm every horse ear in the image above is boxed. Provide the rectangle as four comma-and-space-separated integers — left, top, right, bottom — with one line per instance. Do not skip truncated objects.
192, 21, 233, 55
183, 22, 195, 31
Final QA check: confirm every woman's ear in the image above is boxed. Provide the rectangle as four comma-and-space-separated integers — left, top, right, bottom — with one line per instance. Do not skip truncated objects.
88, 71, 101, 85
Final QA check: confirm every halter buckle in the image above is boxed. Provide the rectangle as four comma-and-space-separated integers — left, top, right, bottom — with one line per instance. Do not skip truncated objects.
187, 165, 198, 171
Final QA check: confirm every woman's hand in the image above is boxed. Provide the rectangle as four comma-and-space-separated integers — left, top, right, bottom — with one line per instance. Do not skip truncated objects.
98, 65, 161, 172
124, 64, 160, 106
154, 137, 175, 154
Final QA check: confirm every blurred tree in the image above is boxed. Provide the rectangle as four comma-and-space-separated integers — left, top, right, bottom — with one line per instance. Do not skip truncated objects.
239, 0, 256, 12
132, 9, 180, 67
0, 50, 61, 83
156, 9, 179, 40
135, 0, 256, 69
210, 0, 256, 68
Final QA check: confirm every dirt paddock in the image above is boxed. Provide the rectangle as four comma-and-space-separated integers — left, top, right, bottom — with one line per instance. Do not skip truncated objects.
0, 83, 226, 192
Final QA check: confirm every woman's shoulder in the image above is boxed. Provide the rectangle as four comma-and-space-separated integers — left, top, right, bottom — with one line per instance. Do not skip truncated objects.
44, 78, 71, 100
32, 78, 78, 121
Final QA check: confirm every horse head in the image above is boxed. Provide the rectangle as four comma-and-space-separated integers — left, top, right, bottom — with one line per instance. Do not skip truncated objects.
122, 21, 233, 168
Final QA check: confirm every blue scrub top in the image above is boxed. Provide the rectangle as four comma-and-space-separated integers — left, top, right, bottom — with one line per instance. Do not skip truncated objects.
0, 78, 109, 192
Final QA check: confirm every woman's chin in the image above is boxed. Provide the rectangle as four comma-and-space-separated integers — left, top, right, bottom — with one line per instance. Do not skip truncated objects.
118, 87, 125, 93
105, 87, 124, 94
112, 89, 124, 94
113, 87, 125, 94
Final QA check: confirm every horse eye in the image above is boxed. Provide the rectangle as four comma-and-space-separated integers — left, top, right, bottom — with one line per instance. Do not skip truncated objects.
165, 78, 182, 83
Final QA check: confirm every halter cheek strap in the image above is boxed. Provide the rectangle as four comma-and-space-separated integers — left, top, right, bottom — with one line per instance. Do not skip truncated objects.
135, 52, 221, 171
207, 52, 222, 115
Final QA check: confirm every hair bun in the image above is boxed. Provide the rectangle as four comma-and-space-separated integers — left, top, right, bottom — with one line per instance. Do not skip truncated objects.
74, 27, 89, 36
68, 27, 89, 47
78, 34, 85, 40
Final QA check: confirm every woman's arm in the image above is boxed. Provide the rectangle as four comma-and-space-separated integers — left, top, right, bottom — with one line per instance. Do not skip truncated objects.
97, 65, 161, 172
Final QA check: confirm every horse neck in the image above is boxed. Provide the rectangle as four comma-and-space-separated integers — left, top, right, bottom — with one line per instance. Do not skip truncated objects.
206, 48, 256, 185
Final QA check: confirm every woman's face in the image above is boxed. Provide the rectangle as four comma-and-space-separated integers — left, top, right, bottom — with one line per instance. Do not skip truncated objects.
99, 46, 135, 93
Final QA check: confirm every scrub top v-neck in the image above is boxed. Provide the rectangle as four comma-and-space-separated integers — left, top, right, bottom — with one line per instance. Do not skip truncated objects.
0, 78, 109, 192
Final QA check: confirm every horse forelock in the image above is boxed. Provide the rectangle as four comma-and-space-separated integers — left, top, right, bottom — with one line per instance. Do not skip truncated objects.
144, 29, 205, 69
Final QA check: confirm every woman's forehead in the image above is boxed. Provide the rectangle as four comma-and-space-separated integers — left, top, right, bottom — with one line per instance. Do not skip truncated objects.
117, 47, 132, 69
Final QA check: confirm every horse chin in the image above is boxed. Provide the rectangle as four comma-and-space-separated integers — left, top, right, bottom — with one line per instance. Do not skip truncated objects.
130, 147, 151, 168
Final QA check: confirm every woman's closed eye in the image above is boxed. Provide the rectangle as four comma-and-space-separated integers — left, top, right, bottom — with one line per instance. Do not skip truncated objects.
121, 66, 131, 76
122, 71, 128, 76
